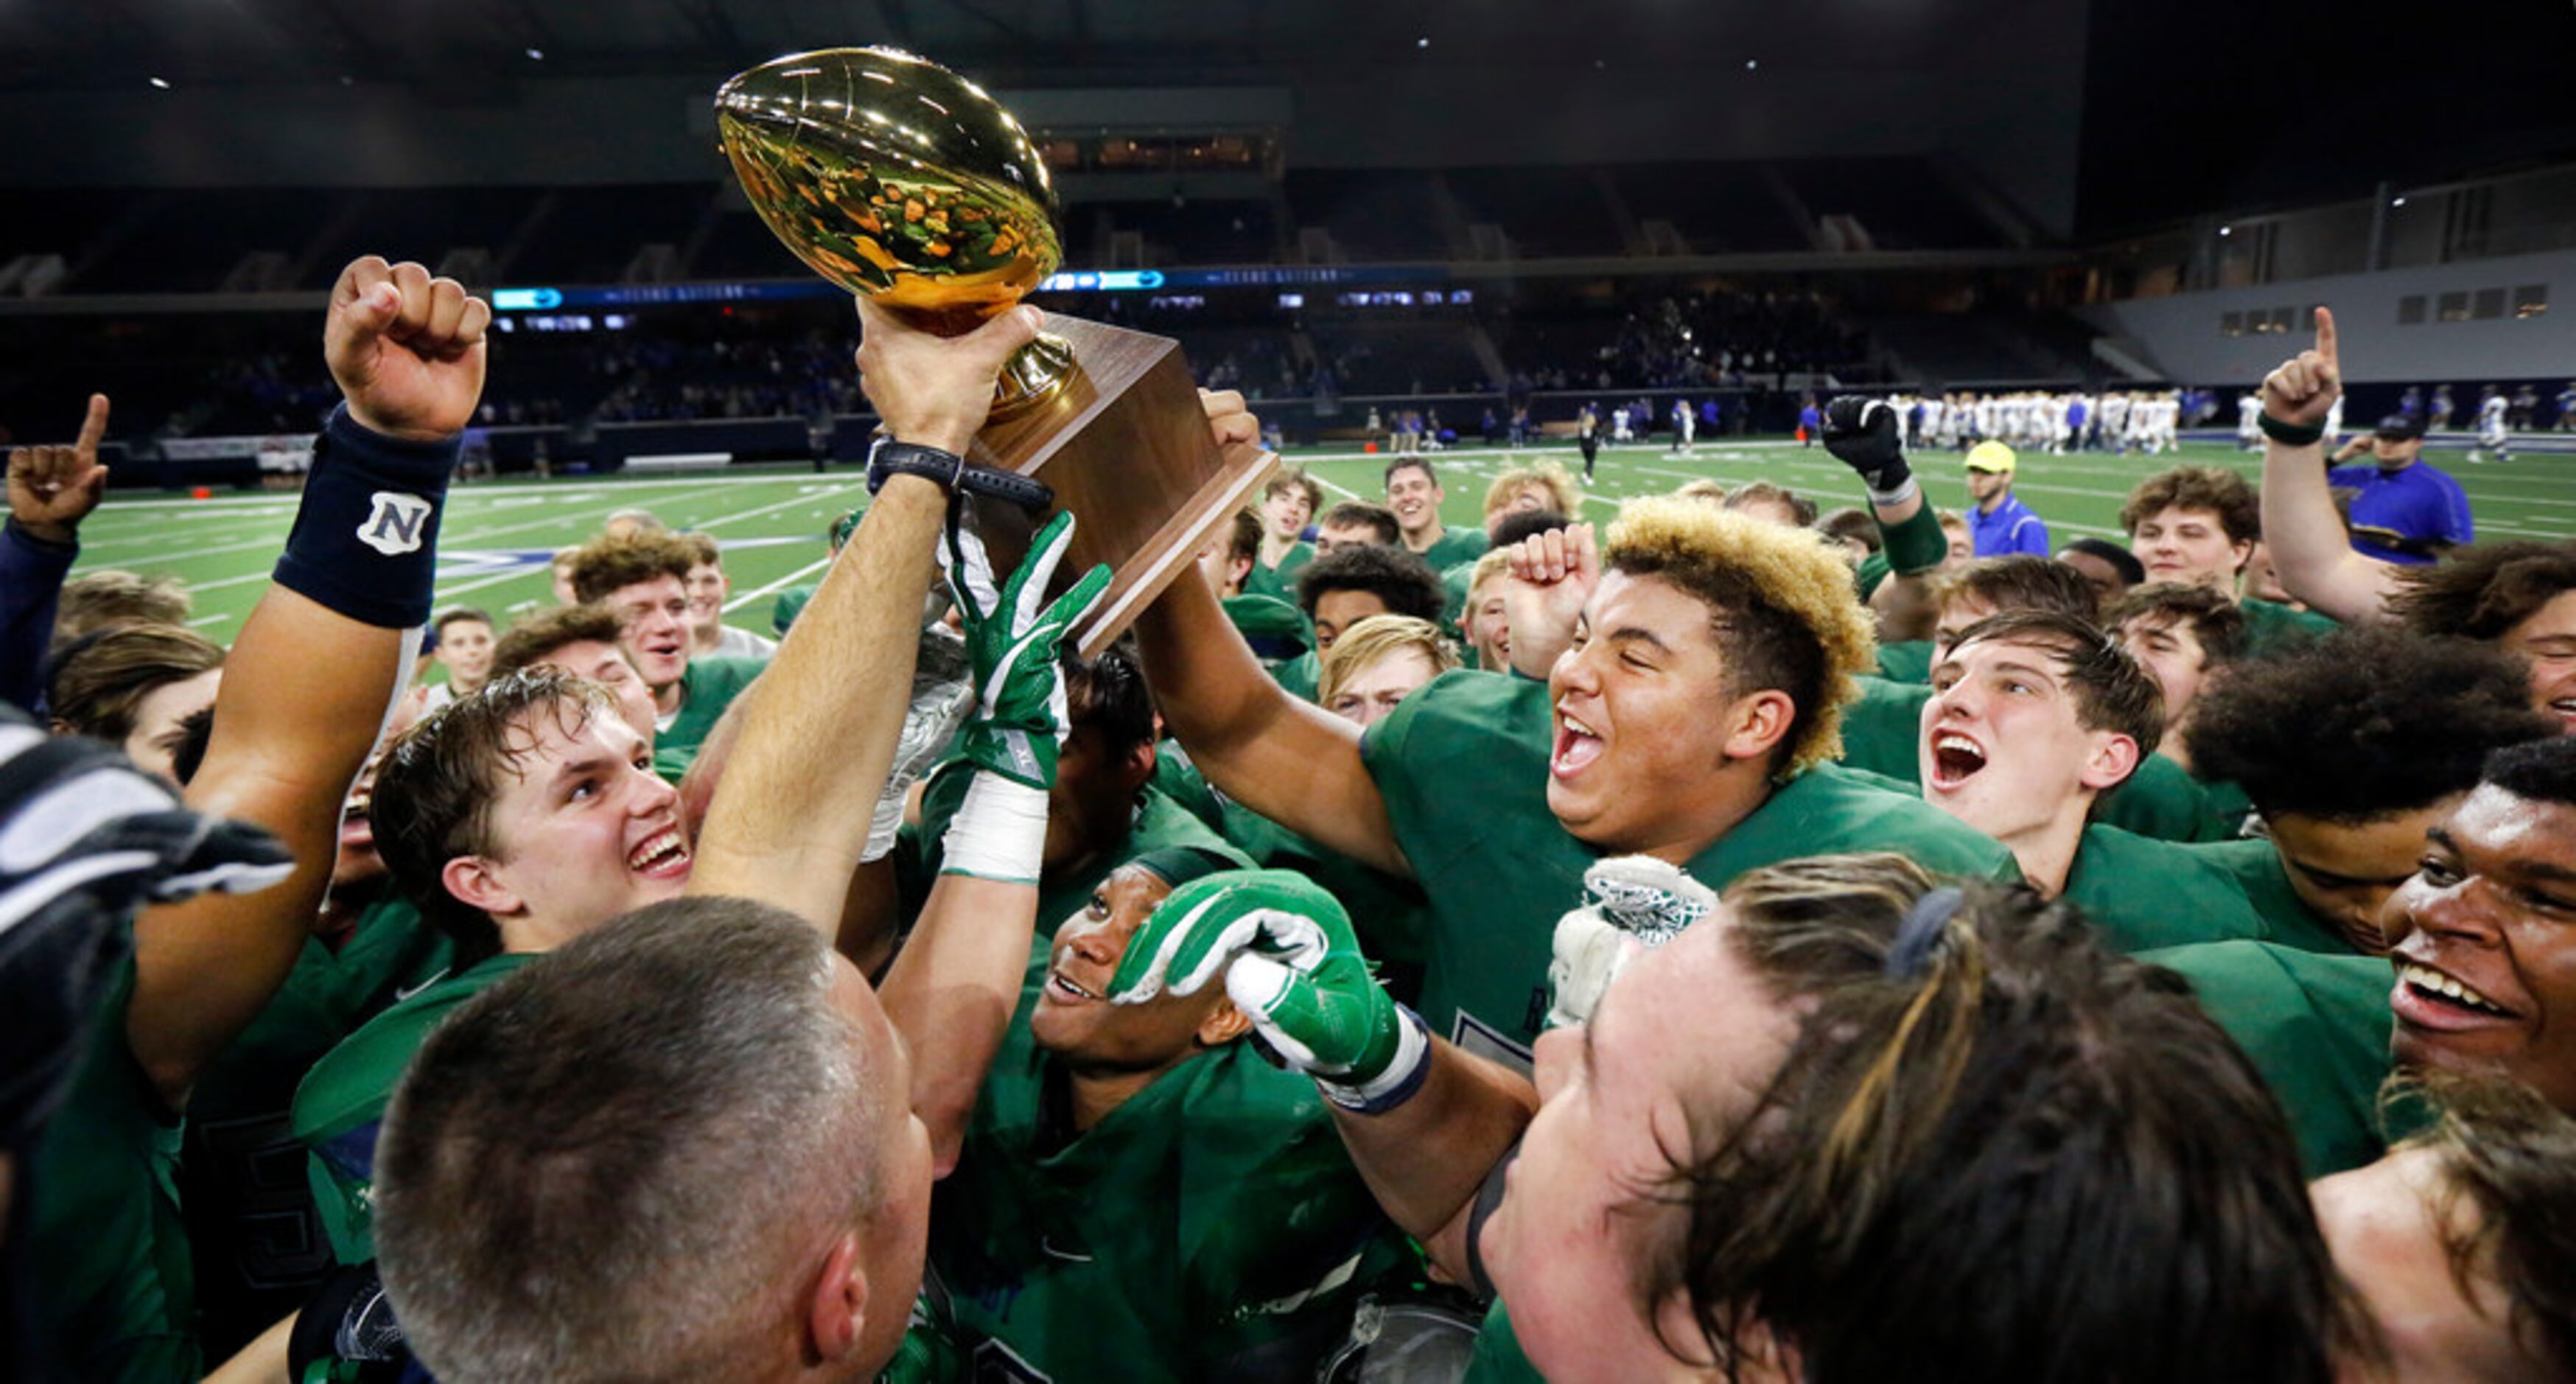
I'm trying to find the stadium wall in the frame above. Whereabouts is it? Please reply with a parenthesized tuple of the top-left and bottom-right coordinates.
(2083, 248, 2576, 387)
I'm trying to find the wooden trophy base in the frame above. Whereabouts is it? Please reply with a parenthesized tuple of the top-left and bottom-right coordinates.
(963, 312, 1278, 657)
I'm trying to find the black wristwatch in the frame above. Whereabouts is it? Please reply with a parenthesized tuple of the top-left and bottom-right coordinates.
(866, 436, 1056, 511)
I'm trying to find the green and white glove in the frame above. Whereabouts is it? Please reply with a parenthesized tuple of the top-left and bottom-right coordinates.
(934, 509, 1111, 884)
(1107, 868, 1429, 1114)
(1546, 853, 1715, 1029)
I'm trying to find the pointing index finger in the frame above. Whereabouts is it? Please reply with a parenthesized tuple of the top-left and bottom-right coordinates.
(2313, 307, 2337, 366)
(76, 394, 110, 455)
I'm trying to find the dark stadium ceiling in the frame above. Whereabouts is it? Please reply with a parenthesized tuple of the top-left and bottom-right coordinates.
(0, 0, 1975, 92)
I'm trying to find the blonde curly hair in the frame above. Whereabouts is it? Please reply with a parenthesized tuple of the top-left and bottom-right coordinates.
(1602, 497, 1877, 774)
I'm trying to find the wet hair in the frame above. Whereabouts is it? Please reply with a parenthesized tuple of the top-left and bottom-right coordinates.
(1815, 507, 1882, 556)
(1721, 481, 1819, 528)
(1651, 853, 2356, 1383)
(378, 897, 881, 1384)
(46, 624, 224, 744)
(2482, 735, 2576, 811)
(1488, 508, 1572, 550)
(568, 531, 698, 604)
(1483, 460, 1583, 523)
(1262, 466, 1324, 514)
(433, 607, 493, 637)
(1297, 545, 1448, 624)
(2392, 1072, 2576, 1376)
(1602, 497, 1875, 775)
(370, 668, 625, 963)
(1316, 615, 1460, 710)
(2107, 582, 2250, 667)
(2119, 466, 2261, 546)
(1317, 502, 1401, 546)
(2059, 537, 2147, 587)
(1930, 556, 2101, 623)
(52, 569, 192, 646)
(1382, 455, 1441, 490)
(491, 604, 631, 679)
(2390, 541, 2576, 642)
(1946, 609, 2166, 763)
(1062, 641, 1156, 757)
(2185, 626, 2554, 825)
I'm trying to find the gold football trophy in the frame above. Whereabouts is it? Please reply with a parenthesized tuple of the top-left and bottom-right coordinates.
(715, 46, 1275, 654)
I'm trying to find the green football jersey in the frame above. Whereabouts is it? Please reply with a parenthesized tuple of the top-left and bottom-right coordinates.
(2141, 940, 2395, 1177)
(772, 583, 817, 636)
(1415, 525, 1490, 572)
(651, 654, 765, 781)
(930, 962, 1413, 1383)
(1440, 560, 1476, 640)
(2188, 837, 2369, 956)
(26, 962, 198, 1384)
(2060, 824, 2275, 952)
(2239, 597, 2338, 656)
(910, 761, 1250, 939)
(1835, 674, 2239, 844)
(291, 951, 536, 1265)
(1242, 542, 1314, 604)
(1361, 672, 2018, 1067)
(1873, 639, 1934, 684)
(183, 895, 452, 1355)
(1462, 1301, 1548, 1384)
(1271, 649, 1320, 704)
(1222, 592, 1312, 668)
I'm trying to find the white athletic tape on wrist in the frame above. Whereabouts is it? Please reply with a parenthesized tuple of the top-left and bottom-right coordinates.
(938, 772, 1049, 884)
(1318, 1004, 1432, 1114)
(1865, 475, 1920, 508)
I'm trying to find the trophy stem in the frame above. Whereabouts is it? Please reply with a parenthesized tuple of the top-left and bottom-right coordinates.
(992, 332, 1078, 415)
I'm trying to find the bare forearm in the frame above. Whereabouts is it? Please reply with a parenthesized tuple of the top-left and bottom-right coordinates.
(1330, 1039, 1537, 1281)
(132, 587, 405, 1107)
(1135, 572, 1408, 876)
(881, 870, 1038, 1175)
(2260, 437, 2395, 623)
(690, 477, 945, 929)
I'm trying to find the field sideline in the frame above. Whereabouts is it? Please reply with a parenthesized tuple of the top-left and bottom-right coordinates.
(66, 436, 2572, 659)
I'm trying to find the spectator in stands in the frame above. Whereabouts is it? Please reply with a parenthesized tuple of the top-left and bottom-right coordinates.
(1317, 614, 1460, 730)
(569, 531, 765, 778)
(489, 603, 661, 746)
(2326, 415, 2474, 565)
(1964, 441, 2050, 556)
(2107, 583, 2248, 772)
(2057, 537, 2146, 606)
(1481, 461, 1582, 539)
(1246, 468, 1323, 603)
(2310, 1073, 2576, 1384)
(679, 533, 780, 662)
(4, 392, 110, 710)
(1312, 500, 1400, 554)
(424, 607, 495, 710)
(1384, 458, 1487, 570)
(46, 624, 225, 785)
(50, 570, 192, 648)
(2185, 626, 2554, 954)
(1296, 545, 1448, 654)
(1720, 480, 1817, 529)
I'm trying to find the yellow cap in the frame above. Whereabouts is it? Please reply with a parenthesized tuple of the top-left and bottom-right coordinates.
(1964, 441, 2017, 474)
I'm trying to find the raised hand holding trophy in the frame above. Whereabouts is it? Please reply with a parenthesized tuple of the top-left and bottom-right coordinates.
(716, 46, 1276, 654)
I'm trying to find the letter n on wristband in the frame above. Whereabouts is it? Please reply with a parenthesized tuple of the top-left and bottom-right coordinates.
(270, 404, 458, 629)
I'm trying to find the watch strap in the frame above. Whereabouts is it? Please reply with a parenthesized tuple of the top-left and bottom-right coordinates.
(867, 436, 1056, 511)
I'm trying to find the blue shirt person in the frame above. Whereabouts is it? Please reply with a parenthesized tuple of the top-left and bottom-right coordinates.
(1964, 441, 2051, 556)
(2329, 415, 2472, 566)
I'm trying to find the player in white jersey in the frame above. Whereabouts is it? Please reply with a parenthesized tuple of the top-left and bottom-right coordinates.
(1670, 397, 1695, 454)
(2237, 391, 2263, 450)
(1922, 395, 1950, 449)
(2099, 391, 2132, 452)
(2473, 386, 2513, 462)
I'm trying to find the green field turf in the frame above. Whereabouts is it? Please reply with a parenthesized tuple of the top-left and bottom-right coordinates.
(66, 436, 2574, 658)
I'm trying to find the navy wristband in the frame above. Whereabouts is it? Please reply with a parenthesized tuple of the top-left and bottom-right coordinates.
(270, 404, 458, 629)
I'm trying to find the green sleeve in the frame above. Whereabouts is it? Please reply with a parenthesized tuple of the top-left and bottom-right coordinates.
(771, 584, 815, 636)
(1463, 1302, 1551, 1384)
(1855, 550, 1892, 602)
(2188, 839, 2365, 955)
(1879, 500, 1948, 576)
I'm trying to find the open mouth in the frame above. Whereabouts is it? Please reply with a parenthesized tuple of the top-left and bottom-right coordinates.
(1044, 968, 1102, 1004)
(1552, 710, 1603, 777)
(2548, 696, 2576, 726)
(2395, 961, 2518, 1021)
(627, 828, 693, 878)
(1927, 732, 1988, 789)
